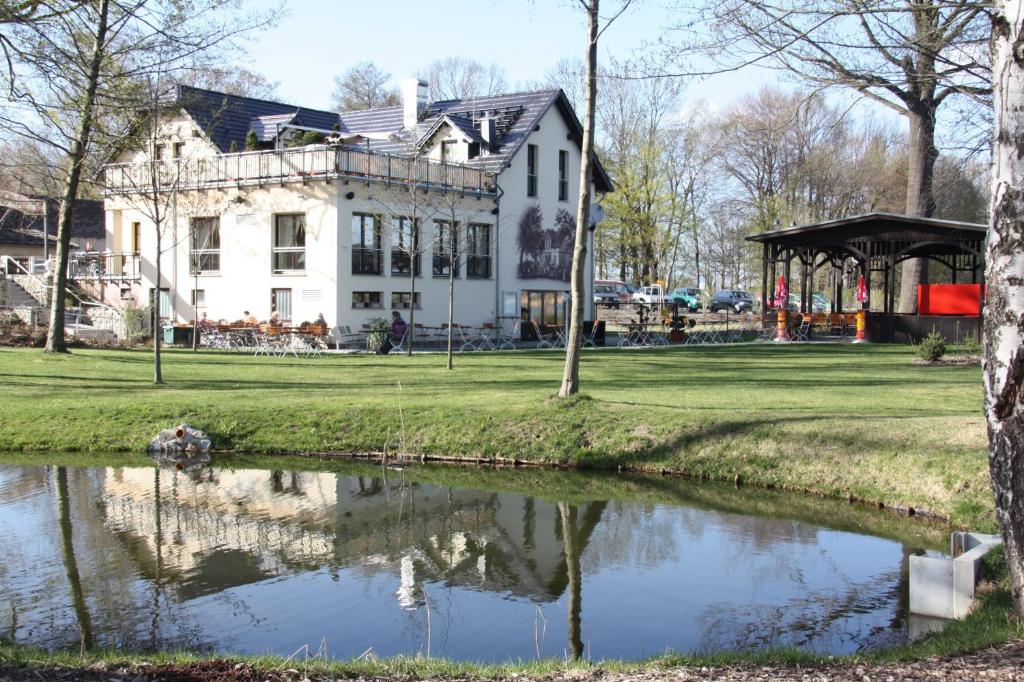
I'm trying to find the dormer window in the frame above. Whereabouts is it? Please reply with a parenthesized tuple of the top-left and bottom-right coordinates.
(441, 140, 457, 163)
(468, 142, 480, 159)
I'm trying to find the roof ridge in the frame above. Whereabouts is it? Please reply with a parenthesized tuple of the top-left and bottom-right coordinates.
(177, 83, 338, 118)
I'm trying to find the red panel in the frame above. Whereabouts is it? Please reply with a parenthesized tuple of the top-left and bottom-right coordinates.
(917, 284, 983, 316)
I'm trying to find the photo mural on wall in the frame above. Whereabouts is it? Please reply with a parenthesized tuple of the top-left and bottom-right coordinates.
(517, 205, 576, 281)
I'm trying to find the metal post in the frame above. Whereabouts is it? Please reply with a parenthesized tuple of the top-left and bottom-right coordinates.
(761, 243, 768, 315)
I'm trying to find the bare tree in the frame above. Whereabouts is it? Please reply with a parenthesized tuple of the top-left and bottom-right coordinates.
(332, 61, 399, 111)
(1, 0, 271, 353)
(669, 0, 990, 312)
(179, 65, 279, 99)
(423, 57, 508, 101)
(560, 0, 635, 398)
(984, 0, 1024, 617)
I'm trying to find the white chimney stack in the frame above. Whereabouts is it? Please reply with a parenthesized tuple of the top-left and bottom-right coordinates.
(402, 78, 428, 129)
(479, 115, 496, 147)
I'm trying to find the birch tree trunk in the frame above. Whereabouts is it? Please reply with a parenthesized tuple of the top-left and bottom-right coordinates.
(559, 0, 598, 398)
(985, 0, 1024, 616)
(44, 0, 111, 353)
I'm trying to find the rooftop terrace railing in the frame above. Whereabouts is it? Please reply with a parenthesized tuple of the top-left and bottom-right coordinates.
(103, 145, 498, 197)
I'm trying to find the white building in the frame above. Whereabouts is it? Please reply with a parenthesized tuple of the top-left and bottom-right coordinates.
(100, 81, 612, 334)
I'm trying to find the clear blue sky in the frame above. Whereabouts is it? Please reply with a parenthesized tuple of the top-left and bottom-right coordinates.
(244, 0, 779, 112)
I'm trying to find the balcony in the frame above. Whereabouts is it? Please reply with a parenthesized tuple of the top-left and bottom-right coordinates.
(68, 252, 141, 282)
(104, 146, 498, 197)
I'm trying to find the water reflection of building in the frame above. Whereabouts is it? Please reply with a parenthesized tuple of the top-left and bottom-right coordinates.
(99, 467, 606, 609)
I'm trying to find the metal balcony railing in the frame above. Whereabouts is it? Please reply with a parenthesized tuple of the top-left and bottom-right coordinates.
(103, 146, 498, 197)
(68, 252, 141, 282)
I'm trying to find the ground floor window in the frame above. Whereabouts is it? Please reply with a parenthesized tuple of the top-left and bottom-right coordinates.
(521, 290, 566, 326)
(353, 291, 383, 308)
(271, 288, 292, 321)
(190, 289, 205, 307)
(391, 291, 422, 310)
(149, 287, 172, 317)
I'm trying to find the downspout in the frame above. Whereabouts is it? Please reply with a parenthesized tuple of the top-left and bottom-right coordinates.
(493, 177, 503, 327)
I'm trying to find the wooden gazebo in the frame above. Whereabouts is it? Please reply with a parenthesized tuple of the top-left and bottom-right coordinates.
(747, 213, 987, 343)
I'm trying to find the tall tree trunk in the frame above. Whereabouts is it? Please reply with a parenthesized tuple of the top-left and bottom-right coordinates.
(45, 0, 111, 353)
(986, 0, 1024, 617)
(56, 467, 94, 649)
(896, 101, 938, 313)
(558, 0, 598, 398)
(446, 220, 455, 370)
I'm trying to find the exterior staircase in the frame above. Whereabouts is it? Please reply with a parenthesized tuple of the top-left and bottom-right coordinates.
(1, 277, 45, 309)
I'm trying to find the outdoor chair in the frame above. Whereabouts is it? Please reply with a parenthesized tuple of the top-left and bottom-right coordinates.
(496, 320, 518, 351)
(531, 320, 555, 349)
(390, 329, 408, 353)
(477, 323, 498, 351)
(455, 324, 478, 352)
(582, 322, 599, 348)
(792, 316, 812, 342)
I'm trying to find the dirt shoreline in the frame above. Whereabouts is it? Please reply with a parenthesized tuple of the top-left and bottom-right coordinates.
(3, 642, 1023, 681)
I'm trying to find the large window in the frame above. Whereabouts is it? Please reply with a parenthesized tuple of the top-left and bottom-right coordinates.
(521, 290, 567, 326)
(391, 291, 422, 309)
(190, 216, 220, 274)
(271, 288, 292, 321)
(466, 223, 491, 279)
(273, 214, 306, 273)
(352, 291, 383, 309)
(558, 150, 568, 201)
(433, 220, 458, 278)
(527, 144, 538, 197)
(352, 213, 382, 275)
(391, 216, 420, 276)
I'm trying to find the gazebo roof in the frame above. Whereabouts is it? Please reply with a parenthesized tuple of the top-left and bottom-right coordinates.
(747, 213, 986, 250)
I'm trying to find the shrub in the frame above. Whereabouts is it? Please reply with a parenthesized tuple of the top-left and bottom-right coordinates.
(918, 329, 947, 362)
(962, 332, 982, 356)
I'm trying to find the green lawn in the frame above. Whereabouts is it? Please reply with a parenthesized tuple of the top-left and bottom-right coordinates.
(0, 343, 991, 526)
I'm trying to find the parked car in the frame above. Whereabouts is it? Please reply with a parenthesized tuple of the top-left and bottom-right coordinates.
(594, 279, 631, 305)
(593, 283, 622, 308)
(670, 287, 703, 312)
(708, 289, 755, 313)
(631, 285, 669, 305)
(787, 293, 828, 313)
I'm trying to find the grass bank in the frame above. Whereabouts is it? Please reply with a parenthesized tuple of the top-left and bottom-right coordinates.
(0, 343, 991, 526)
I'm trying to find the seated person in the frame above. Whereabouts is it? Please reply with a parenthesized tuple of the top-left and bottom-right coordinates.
(269, 306, 282, 327)
(198, 312, 215, 328)
(314, 312, 327, 328)
(243, 310, 258, 326)
(391, 310, 408, 346)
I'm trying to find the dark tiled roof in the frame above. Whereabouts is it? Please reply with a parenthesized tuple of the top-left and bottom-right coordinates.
(176, 85, 339, 152)
(175, 85, 613, 192)
(0, 198, 104, 247)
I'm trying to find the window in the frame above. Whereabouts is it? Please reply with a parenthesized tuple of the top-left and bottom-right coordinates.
(391, 291, 422, 309)
(352, 291, 383, 308)
(521, 290, 567, 326)
(391, 216, 420, 276)
(558, 150, 568, 201)
(271, 288, 292, 321)
(190, 289, 205, 307)
(173, 142, 185, 159)
(154, 143, 167, 160)
(441, 140, 457, 163)
(131, 222, 141, 254)
(273, 214, 305, 272)
(149, 287, 172, 318)
(466, 223, 491, 279)
(352, 213, 382, 275)
(190, 217, 220, 274)
(527, 144, 538, 197)
(433, 220, 458, 278)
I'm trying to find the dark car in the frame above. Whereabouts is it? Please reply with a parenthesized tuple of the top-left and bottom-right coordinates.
(708, 289, 755, 313)
(593, 283, 622, 308)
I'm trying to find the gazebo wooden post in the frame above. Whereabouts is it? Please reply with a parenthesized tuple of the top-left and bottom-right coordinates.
(888, 246, 897, 318)
(882, 247, 891, 314)
(800, 251, 808, 313)
(836, 259, 844, 312)
(761, 243, 769, 317)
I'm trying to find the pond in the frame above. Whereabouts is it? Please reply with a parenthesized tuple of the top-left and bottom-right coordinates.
(0, 459, 948, 662)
